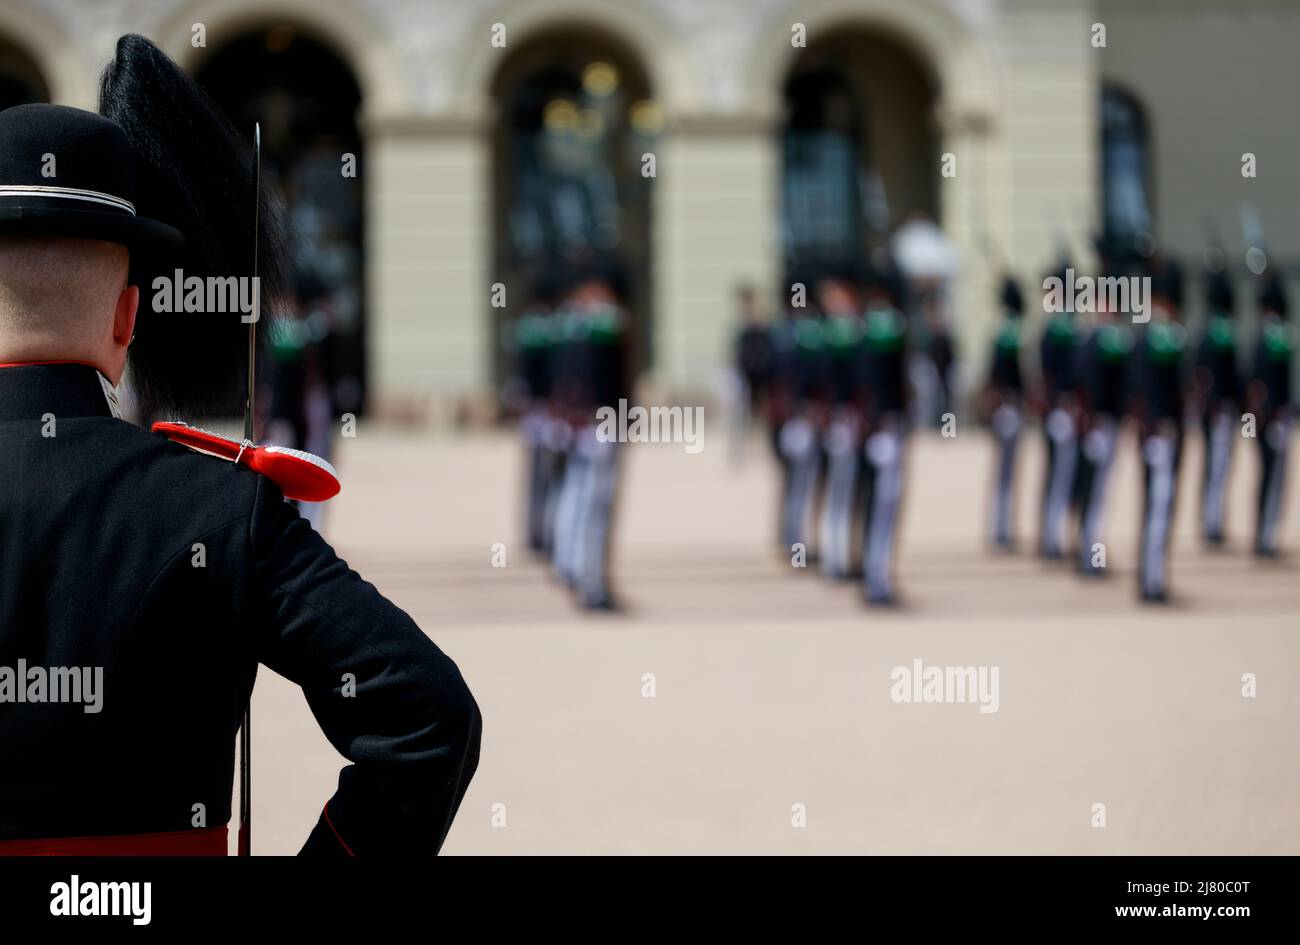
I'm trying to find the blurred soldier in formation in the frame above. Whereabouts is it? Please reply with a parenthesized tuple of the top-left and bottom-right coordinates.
(1072, 277, 1134, 577)
(1191, 265, 1242, 547)
(1248, 275, 1294, 557)
(264, 269, 336, 531)
(765, 285, 800, 550)
(816, 266, 867, 580)
(913, 288, 958, 429)
(1036, 264, 1082, 560)
(1129, 262, 1187, 602)
(505, 269, 565, 554)
(729, 284, 773, 462)
(892, 212, 958, 431)
(858, 265, 909, 605)
(982, 275, 1026, 550)
(549, 258, 630, 610)
(768, 259, 909, 605)
(775, 271, 828, 559)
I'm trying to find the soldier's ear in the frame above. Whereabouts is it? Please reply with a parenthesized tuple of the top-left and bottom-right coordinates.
(113, 284, 140, 347)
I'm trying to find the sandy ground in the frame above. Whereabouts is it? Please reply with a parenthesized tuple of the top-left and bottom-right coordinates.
(243, 422, 1300, 855)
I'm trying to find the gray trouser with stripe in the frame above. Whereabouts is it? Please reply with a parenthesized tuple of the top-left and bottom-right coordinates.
(1040, 407, 1078, 557)
(522, 408, 554, 550)
(1257, 417, 1291, 554)
(991, 403, 1021, 545)
(1139, 430, 1180, 597)
(553, 425, 619, 599)
(539, 416, 571, 554)
(552, 425, 585, 584)
(862, 420, 904, 599)
(1078, 417, 1119, 574)
(1200, 409, 1235, 541)
(575, 433, 619, 603)
(819, 415, 861, 578)
(779, 417, 822, 555)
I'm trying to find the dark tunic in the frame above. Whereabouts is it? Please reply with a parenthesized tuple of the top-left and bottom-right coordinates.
(1196, 313, 1241, 412)
(1039, 313, 1080, 403)
(862, 306, 907, 420)
(736, 324, 773, 393)
(0, 363, 480, 854)
(1129, 322, 1188, 430)
(988, 316, 1023, 395)
(821, 315, 866, 407)
(1077, 322, 1134, 419)
(1251, 316, 1295, 422)
(514, 308, 557, 401)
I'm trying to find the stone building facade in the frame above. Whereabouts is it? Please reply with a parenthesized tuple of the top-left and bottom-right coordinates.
(2, 0, 1296, 420)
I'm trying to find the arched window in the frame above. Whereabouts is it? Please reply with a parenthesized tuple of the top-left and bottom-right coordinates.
(780, 30, 938, 276)
(1100, 87, 1152, 261)
(195, 25, 367, 415)
(782, 66, 867, 267)
(491, 28, 658, 381)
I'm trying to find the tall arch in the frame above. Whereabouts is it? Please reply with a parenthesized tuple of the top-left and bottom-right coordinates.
(452, 0, 693, 117)
(744, 0, 997, 123)
(488, 22, 660, 383)
(747, 0, 1005, 384)
(154, 0, 404, 119)
(780, 27, 941, 271)
(192, 24, 370, 417)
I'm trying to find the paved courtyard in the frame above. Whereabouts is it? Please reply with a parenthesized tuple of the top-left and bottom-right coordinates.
(246, 424, 1300, 854)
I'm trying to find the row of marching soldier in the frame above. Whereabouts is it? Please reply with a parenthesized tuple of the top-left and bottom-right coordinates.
(730, 249, 1292, 606)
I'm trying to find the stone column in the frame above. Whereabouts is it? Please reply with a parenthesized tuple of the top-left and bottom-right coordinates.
(936, 105, 1002, 387)
(651, 113, 779, 399)
(363, 114, 491, 424)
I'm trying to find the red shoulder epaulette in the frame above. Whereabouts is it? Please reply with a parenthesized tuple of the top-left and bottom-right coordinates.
(152, 421, 340, 502)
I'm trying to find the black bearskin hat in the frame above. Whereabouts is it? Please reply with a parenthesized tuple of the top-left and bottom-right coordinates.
(1000, 275, 1024, 316)
(530, 264, 568, 309)
(1259, 275, 1289, 317)
(1148, 259, 1184, 309)
(99, 34, 289, 417)
(563, 251, 630, 303)
(863, 255, 905, 308)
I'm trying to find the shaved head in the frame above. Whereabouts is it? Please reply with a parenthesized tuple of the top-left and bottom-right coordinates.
(0, 236, 139, 382)
(0, 236, 128, 328)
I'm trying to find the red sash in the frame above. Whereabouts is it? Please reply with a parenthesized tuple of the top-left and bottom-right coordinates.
(0, 826, 228, 856)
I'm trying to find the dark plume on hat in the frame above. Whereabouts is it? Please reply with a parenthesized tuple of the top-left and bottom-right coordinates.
(564, 251, 630, 303)
(1000, 275, 1024, 316)
(1204, 268, 1235, 314)
(99, 34, 289, 417)
(1147, 258, 1184, 309)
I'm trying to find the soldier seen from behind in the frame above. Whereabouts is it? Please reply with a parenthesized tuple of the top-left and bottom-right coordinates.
(859, 264, 909, 605)
(1129, 260, 1188, 602)
(815, 265, 867, 580)
(1073, 275, 1134, 577)
(730, 283, 773, 461)
(505, 268, 565, 555)
(1036, 262, 1083, 560)
(983, 275, 1026, 550)
(0, 36, 480, 855)
(776, 270, 829, 561)
(1247, 275, 1295, 558)
(549, 257, 631, 610)
(1192, 264, 1242, 547)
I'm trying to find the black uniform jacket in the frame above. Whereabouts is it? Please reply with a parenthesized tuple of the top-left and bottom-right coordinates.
(0, 363, 480, 855)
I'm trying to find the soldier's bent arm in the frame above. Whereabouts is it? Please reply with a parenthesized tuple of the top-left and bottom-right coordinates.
(248, 477, 482, 856)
